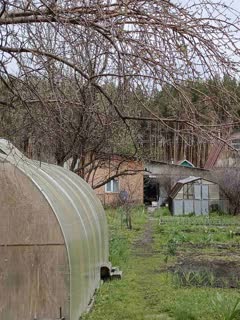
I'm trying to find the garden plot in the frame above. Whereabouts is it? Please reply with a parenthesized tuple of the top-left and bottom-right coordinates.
(170, 256, 240, 288)
(83, 209, 240, 320)
(156, 214, 240, 289)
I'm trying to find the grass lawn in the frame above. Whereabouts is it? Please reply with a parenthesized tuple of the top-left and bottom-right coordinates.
(82, 208, 240, 320)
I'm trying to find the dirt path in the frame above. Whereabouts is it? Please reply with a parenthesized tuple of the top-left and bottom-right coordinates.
(132, 218, 154, 256)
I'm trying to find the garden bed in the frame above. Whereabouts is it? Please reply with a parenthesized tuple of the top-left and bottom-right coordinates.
(169, 257, 240, 288)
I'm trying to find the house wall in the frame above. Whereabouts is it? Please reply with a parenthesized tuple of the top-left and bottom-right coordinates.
(145, 161, 212, 180)
(91, 159, 144, 206)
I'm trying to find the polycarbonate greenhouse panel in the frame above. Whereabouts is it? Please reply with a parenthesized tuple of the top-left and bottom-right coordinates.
(194, 185, 201, 200)
(194, 200, 202, 215)
(202, 200, 209, 214)
(173, 200, 183, 215)
(0, 139, 109, 320)
(184, 200, 194, 214)
(202, 185, 209, 200)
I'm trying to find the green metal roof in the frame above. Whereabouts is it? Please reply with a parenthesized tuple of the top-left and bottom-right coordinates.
(0, 139, 109, 320)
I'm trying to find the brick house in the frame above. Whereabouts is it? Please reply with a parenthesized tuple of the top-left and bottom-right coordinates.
(89, 156, 144, 206)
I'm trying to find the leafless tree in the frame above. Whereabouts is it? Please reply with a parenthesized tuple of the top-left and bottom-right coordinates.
(1, 1, 240, 118)
(215, 168, 240, 214)
(0, 0, 240, 184)
(118, 172, 144, 230)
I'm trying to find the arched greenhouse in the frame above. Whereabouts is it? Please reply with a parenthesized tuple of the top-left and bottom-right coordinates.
(0, 139, 109, 320)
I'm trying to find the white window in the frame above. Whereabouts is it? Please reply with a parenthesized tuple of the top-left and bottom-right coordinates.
(105, 179, 119, 193)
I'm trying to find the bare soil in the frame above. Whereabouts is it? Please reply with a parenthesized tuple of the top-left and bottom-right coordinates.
(133, 219, 154, 256)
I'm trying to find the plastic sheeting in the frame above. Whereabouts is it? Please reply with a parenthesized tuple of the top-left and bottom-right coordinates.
(0, 139, 109, 320)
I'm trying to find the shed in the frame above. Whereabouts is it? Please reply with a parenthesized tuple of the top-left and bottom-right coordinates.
(169, 176, 228, 215)
(0, 139, 109, 320)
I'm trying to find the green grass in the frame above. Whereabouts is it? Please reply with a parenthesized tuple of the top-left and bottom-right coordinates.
(82, 209, 240, 320)
(154, 207, 171, 217)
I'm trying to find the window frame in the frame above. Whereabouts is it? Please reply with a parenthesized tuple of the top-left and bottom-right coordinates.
(183, 183, 194, 200)
(105, 179, 120, 193)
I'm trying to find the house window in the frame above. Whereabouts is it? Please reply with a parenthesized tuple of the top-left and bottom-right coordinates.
(105, 179, 119, 193)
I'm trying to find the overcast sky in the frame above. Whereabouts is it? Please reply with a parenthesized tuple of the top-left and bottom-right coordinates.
(232, 0, 240, 10)
(6, 0, 240, 75)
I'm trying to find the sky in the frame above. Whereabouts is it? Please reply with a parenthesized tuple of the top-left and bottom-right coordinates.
(232, 0, 240, 11)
